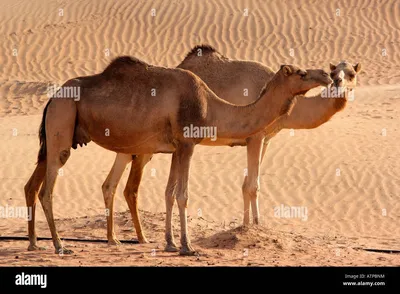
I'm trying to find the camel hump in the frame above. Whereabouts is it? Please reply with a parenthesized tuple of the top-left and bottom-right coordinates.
(102, 56, 149, 77)
(109, 56, 147, 66)
(184, 44, 221, 59)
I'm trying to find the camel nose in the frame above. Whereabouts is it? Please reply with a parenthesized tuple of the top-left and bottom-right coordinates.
(334, 78, 342, 87)
(336, 70, 345, 84)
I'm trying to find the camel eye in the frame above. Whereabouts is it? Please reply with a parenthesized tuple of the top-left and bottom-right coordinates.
(349, 74, 355, 80)
(298, 71, 307, 77)
(330, 72, 335, 78)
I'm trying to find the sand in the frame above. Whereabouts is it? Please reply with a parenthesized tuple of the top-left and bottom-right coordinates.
(0, 0, 399, 266)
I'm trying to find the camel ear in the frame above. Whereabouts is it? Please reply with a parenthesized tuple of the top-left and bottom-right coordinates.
(281, 65, 292, 76)
(329, 63, 336, 71)
(354, 63, 361, 73)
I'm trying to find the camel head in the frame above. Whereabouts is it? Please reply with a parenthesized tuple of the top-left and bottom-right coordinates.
(278, 65, 332, 96)
(329, 61, 361, 90)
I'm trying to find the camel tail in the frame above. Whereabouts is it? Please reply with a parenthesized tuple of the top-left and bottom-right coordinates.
(37, 100, 52, 164)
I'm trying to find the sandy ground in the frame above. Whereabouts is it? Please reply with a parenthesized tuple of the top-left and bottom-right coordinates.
(0, 0, 399, 266)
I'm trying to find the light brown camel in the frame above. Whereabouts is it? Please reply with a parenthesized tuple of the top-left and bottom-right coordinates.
(24, 55, 331, 255)
(103, 46, 360, 246)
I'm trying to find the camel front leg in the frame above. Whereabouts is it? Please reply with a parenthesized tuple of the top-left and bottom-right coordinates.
(102, 153, 132, 245)
(175, 143, 196, 256)
(164, 152, 179, 252)
(24, 161, 46, 251)
(252, 138, 271, 225)
(242, 135, 264, 225)
(242, 174, 251, 226)
(123, 154, 152, 244)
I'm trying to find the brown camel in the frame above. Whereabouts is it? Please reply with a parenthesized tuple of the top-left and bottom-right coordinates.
(103, 46, 360, 245)
(24, 55, 331, 255)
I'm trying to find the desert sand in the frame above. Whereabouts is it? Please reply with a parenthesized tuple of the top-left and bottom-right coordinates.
(0, 0, 399, 266)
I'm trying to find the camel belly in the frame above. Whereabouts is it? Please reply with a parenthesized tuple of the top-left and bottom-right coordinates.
(94, 139, 176, 154)
(74, 113, 176, 154)
(88, 129, 176, 154)
(199, 137, 247, 147)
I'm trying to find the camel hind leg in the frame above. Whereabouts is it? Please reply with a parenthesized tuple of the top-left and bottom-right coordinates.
(38, 99, 76, 254)
(173, 143, 196, 255)
(24, 161, 46, 251)
(123, 154, 152, 244)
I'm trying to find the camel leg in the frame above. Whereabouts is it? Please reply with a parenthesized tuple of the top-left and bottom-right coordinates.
(242, 174, 251, 226)
(242, 136, 265, 225)
(252, 138, 271, 225)
(24, 161, 46, 251)
(38, 99, 76, 254)
(175, 143, 196, 256)
(102, 153, 132, 245)
(123, 154, 152, 244)
(164, 152, 179, 252)
(261, 139, 271, 162)
(39, 161, 69, 254)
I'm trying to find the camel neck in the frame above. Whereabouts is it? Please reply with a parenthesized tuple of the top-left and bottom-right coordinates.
(207, 74, 292, 139)
(281, 87, 347, 130)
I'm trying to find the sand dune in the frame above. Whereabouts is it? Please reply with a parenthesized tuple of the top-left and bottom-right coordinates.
(0, 0, 399, 266)
(1, 0, 399, 86)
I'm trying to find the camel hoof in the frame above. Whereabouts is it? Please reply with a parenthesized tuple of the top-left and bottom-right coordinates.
(179, 249, 198, 256)
(56, 247, 74, 255)
(179, 245, 197, 256)
(28, 245, 46, 251)
(165, 243, 179, 252)
(138, 237, 150, 244)
(108, 238, 121, 245)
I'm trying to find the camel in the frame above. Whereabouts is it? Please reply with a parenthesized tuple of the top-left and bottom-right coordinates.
(102, 46, 360, 246)
(24, 55, 331, 255)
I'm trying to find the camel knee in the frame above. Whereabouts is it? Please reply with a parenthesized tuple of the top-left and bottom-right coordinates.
(123, 187, 138, 201)
(102, 182, 117, 199)
(38, 189, 51, 205)
(165, 181, 177, 198)
(124, 181, 139, 197)
(165, 186, 174, 197)
(242, 181, 260, 199)
(165, 187, 177, 205)
(59, 149, 70, 165)
(176, 196, 188, 208)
